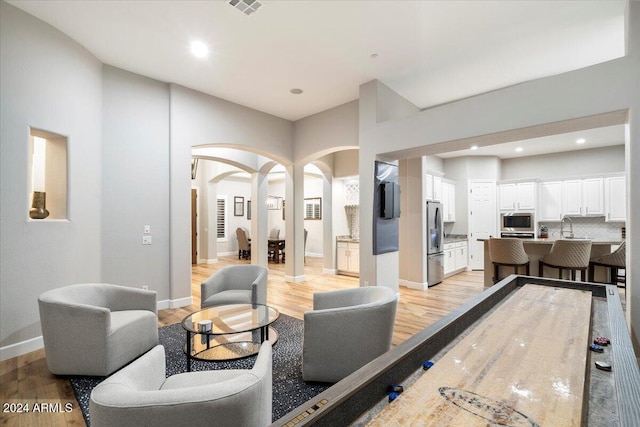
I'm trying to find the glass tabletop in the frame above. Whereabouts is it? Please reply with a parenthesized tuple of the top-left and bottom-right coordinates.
(181, 303, 279, 334)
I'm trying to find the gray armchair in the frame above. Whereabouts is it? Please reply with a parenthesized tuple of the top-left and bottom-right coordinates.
(38, 283, 158, 376)
(302, 286, 397, 383)
(90, 342, 272, 427)
(201, 265, 268, 309)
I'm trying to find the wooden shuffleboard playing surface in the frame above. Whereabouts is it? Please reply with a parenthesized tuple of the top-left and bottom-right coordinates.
(368, 285, 593, 426)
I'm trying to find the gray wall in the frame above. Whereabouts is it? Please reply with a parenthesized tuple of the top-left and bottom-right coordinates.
(333, 149, 359, 178)
(101, 66, 171, 299)
(501, 145, 625, 180)
(293, 100, 359, 163)
(1, 2, 103, 349)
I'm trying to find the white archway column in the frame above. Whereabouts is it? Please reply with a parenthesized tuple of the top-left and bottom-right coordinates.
(285, 163, 305, 282)
(251, 172, 269, 267)
(322, 172, 335, 273)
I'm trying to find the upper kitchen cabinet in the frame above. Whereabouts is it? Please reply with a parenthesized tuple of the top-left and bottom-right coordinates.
(498, 182, 536, 211)
(538, 181, 563, 221)
(425, 172, 443, 202)
(442, 180, 456, 222)
(563, 178, 604, 216)
(605, 175, 626, 222)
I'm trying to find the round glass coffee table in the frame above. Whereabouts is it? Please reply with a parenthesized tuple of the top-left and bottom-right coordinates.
(181, 303, 279, 371)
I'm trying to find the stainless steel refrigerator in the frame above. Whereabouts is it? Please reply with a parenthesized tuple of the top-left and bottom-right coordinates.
(427, 201, 444, 287)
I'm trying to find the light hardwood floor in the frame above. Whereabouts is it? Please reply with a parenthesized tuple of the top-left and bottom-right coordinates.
(0, 256, 485, 427)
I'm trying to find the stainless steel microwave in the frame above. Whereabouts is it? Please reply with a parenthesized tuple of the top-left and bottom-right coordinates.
(500, 212, 534, 232)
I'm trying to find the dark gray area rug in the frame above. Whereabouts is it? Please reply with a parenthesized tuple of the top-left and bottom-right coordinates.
(70, 314, 331, 426)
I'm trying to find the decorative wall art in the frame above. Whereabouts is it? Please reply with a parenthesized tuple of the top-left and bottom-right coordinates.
(234, 196, 244, 216)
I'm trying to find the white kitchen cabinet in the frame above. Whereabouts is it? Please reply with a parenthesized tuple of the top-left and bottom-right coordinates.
(444, 241, 467, 276)
(538, 181, 563, 221)
(563, 178, 604, 216)
(454, 241, 468, 271)
(605, 176, 626, 222)
(442, 181, 456, 222)
(444, 244, 456, 275)
(337, 241, 359, 275)
(498, 182, 536, 211)
(426, 173, 444, 202)
(582, 178, 604, 215)
(433, 176, 442, 202)
(425, 174, 434, 201)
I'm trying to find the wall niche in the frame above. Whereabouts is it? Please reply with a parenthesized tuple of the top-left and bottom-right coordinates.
(29, 128, 67, 220)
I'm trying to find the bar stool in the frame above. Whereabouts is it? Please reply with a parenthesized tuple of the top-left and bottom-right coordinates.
(589, 241, 626, 288)
(488, 238, 530, 284)
(539, 239, 592, 282)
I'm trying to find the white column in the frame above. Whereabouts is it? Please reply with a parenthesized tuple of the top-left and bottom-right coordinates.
(322, 172, 335, 273)
(285, 163, 305, 282)
(251, 172, 269, 267)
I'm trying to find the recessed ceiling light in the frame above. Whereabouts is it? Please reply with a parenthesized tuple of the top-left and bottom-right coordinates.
(290, 88, 303, 95)
(190, 40, 209, 58)
(515, 147, 524, 152)
(576, 138, 586, 144)
(470, 145, 478, 150)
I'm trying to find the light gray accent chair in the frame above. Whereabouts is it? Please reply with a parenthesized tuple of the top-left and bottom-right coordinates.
(38, 283, 158, 376)
(302, 286, 398, 383)
(90, 342, 272, 427)
(201, 265, 268, 309)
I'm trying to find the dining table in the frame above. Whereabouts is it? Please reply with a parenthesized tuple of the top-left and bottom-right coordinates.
(268, 238, 285, 263)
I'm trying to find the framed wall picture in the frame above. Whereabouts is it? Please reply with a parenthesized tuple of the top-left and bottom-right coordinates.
(247, 200, 251, 220)
(304, 197, 322, 220)
(266, 196, 282, 210)
(282, 200, 285, 220)
(234, 196, 244, 216)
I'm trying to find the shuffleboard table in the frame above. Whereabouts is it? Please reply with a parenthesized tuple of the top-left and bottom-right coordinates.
(273, 275, 640, 427)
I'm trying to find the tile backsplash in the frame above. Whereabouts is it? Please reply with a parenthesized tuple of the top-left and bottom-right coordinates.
(345, 205, 360, 239)
(540, 216, 625, 241)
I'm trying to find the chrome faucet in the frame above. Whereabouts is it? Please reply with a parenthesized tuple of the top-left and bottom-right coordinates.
(560, 216, 574, 238)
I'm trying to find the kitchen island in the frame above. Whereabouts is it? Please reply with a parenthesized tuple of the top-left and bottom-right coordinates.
(480, 238, 622, 286)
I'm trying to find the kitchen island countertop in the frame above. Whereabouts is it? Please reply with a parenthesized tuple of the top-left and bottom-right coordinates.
(478, 237, 622, 245)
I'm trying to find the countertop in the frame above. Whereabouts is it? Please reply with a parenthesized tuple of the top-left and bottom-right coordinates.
(478, 237, 622, 245)
(444, 234, 467, 244)
(336, 235, 359, 243)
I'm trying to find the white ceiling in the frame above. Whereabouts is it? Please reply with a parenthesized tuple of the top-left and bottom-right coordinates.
(10, 0, 627, 158)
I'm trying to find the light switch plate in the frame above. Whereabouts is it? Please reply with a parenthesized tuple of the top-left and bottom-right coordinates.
(142, 235, 152, 245)
(144, 225, 151, 234)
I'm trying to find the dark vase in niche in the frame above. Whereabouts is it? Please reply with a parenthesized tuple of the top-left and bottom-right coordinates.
(29, 191, 50, 219)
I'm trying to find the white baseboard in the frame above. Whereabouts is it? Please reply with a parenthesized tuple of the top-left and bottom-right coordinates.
(306, 252, 323, 258)
(169, 296, 193, 309)
(198, 258, 217, 264)
(0, 336, 44, 362)
(284, 274, 306, 283)
(399, 279, 428, 291)
(323, 268, 337, 275)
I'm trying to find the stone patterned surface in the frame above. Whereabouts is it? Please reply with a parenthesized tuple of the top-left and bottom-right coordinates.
(70, 314, 328, 425)
(345, 205, 360, 240)
(344, 182, 359, 206)
(540, 216, 625, 241)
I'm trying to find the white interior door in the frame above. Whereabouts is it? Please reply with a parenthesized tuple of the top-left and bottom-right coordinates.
(468, 180, 497, 270)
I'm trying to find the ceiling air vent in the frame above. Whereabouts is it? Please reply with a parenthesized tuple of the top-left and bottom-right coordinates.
(228, 0, 262, 16)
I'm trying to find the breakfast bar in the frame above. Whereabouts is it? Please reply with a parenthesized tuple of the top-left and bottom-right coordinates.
(480, 238, 621, 286)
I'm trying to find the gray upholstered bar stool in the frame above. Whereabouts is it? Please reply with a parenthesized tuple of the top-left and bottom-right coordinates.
(539, 239, 592, 281)
(488, 238, 530, 284)
(589, 241, 626, 287)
